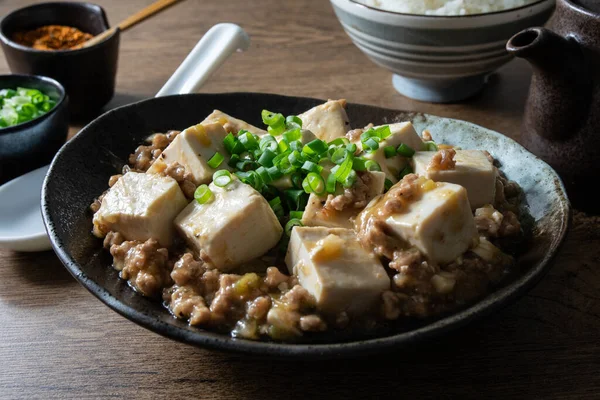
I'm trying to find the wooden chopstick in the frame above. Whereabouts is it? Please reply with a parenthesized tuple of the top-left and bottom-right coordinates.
(79, 0, 182, 49)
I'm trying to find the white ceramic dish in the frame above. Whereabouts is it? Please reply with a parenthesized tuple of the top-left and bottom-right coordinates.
(0, 164, 51, 252)
(329, 0, 555, 102)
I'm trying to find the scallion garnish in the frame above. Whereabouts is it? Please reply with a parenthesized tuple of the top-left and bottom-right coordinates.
(399, 165, 413, 179)
(328, 137, 349, 147)
(384, 146, 397, 159)
(286, 115, 303, 129)
(303, 139, 328, 155)
(397, 143, 416, 157)
(301, 160, 322, 174)
(326, 172, 337, 194)
(194, 184, 213, 204)
(284, 189, 308, 211)
(238, 130, 259, 150)
(364, 160, 381, 171)
(213, 170, 233, 187)
(363, 137, 379, 151)
(262, 110, 285, 128)
(282, 128, 302, 143)
(285, 218, 303, 236)
(258, 149, 277, 167)
(207, 152, 225, 169)
(0, 86, 57, 128)
(384, 178, 393, 191)
(424, 141, 438, 151)
(290, 211, 304, 219)
(269, 196, 285, 219)
(302, 172, 325, 195)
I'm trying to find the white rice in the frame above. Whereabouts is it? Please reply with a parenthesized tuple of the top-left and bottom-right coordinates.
(355, 0, 540, 15)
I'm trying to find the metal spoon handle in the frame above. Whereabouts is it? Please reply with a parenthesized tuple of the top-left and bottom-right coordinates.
(155, 23, 250, 97)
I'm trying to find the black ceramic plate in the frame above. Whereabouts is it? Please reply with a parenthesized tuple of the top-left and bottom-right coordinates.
(41, 93, 570, 358)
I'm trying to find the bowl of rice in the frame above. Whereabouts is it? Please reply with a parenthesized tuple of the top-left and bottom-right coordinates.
(329, 0, 555, 102)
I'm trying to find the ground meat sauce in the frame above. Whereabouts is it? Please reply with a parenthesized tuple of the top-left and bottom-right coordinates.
(90, 127, 530, 342)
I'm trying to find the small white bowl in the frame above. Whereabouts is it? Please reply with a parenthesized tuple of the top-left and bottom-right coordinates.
(330, 0, 555, 102)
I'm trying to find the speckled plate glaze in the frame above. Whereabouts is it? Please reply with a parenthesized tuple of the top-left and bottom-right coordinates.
(41, 93, 571, 359)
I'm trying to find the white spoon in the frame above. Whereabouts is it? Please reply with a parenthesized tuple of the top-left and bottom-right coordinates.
(0, 23, 250, 252)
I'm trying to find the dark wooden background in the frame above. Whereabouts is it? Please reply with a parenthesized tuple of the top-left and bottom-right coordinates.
(1, 0, 599, 398)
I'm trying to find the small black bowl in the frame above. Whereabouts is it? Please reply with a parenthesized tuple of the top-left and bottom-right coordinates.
(0, 2, 119, 119)
(0, 74, 68, 184)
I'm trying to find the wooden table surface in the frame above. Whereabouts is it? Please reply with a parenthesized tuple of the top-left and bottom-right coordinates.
(1, 0, 599, 399)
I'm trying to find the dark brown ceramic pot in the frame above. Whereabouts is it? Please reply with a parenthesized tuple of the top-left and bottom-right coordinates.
(0, 2, 120, 120)
(507, 0, 600, 214)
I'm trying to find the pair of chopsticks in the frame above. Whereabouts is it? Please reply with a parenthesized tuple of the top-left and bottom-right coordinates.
(80, 0, 182, 49)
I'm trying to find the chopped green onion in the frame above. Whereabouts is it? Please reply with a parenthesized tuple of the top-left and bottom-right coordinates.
(278, 140, 289, 153)
(286, 115, 302, 129)
(342, 170, 357, 188)
(228, 154, 241, 168)
(352, 157, 367, 171)
(384, 146, 397, 159)
(236, 159, 258, 171)
(399, 165, 413, 179)
(285, 218, 303, 236)
(288, 150, 304, 167)
(328, 137, 349, 147)
(303, 139, 328, 155)
(301, 160, 322, 174)
(238, 130, 259, 150)
(258, 149, 277, 167)
(291, 172, 303, 189)
(256, 166, 272, 184)
(194, 185, 213, 204)
(267, 165, 283, 180)
(330, 147, 349, 165)
(207, 152, 225, 169)
(290, 211, 304, 219)
(365, 160, 381, 171)
(326, 172, 337, 193)
(424, 141, 438, 151)
(363, 138, 379, 151)
(223, 133, 236, 154)
(268, 124, 285, 136)
(213, 170, 232, 187)
(0, 89, 16, 98)
(262, 110, 285, 127)
(289, 140, 303, 152)
(259, 135, 278, 152)
(334, 156, 353, 183)
(346, 143, 357, 154)
(397, 143, 416, 157)
(375, 125, 392, 139)
(284, 189, 308, 211)
(302, 172, 325, 195)
(269, 196, 284, 219)
(282, 128, 302, 143)
(384, 178, 393, 191)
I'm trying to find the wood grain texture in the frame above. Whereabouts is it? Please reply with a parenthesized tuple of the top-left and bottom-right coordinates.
(1, 0, 598, 399)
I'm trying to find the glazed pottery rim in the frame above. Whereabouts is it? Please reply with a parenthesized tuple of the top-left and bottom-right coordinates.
(0, 74, 66, 135)
(343, 0, 551, 18)
(564, 0, 600, 17)
(42, 92, 571, 358)
(0, 1, 118, 55)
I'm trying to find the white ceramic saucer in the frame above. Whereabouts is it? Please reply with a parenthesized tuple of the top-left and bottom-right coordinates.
(0, 164, 52, 252)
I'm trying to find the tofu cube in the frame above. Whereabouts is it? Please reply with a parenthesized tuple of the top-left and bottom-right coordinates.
(92, 172, 188, 247)
(174, 177, 283, 271)
(285, 227, 390, 315)
(384, 181, 477, 264)
(298, 99, 350, 143)
(302, 171, 386, 229)
(364, 122, 424, 183)
(202, 109, 268, 137)
(411, 150, 497, 208)
(147, 122, 232, 185)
